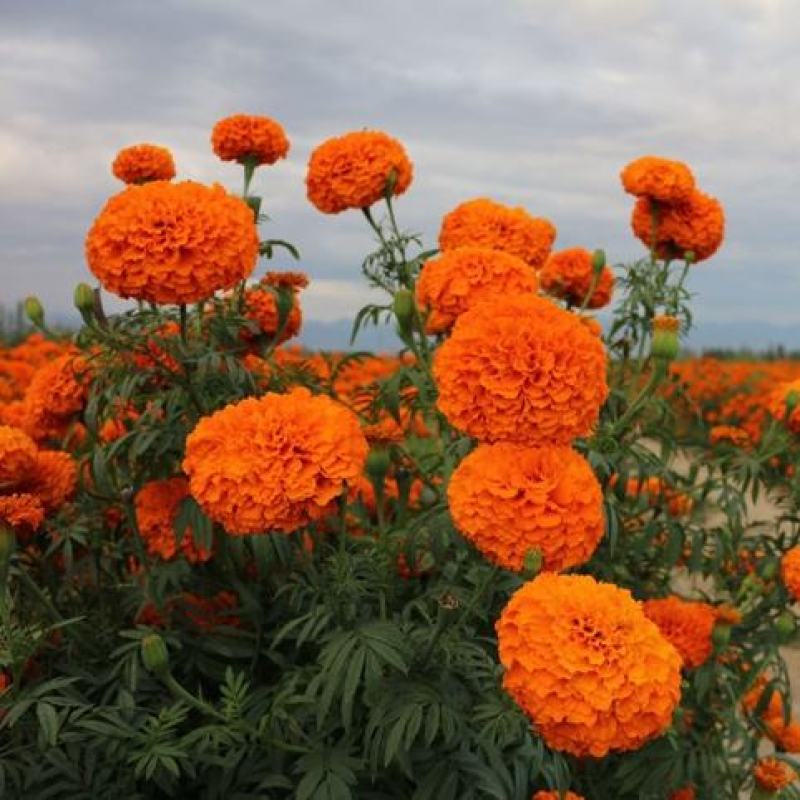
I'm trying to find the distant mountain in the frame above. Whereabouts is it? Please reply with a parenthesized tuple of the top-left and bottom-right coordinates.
(685, 320, 800, 353)
(299, 319, 402, 352)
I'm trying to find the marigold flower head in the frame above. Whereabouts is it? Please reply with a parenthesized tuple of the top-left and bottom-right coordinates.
(85, 181, 258, 304)
(632, 190, 725, 262)
(768, 379, 800, 434)
(23, 352, 89, 437)
(184, 387, 368, 535)
(496, 573, 681, 757)
(211, 114, 290, 166)
(448, 442, 603, 572)
(439, 198, 556, 268)
(709, 425, 751, 448)
(416, 246, 538, 334)
(669, 787, 696, 800)
(135, 477, 211, 563)
(539, 247, 614, 309)
(620, 156, 695, 203)
(0, 493, 45, 537)
(0, 425, 38, 487)
(742, 674, 787, 725)
(433, 295, 608, 445)
(754, 757, 796, 791)
(306, 130, 413, 214)
(653, 314, 680, 333)
(781, 546, 800, 601)
(532, 792, 585, 800)
(25, 450, 77, 512)
(642, 596, 716, 668)
(244, 284, 302, 342)
(112, 144, 176, 184)
(264, 271, 309, 290)
(770, 719, 800, 753)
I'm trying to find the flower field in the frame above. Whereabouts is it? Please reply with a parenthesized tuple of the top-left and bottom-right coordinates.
(2, 117, 800, 799)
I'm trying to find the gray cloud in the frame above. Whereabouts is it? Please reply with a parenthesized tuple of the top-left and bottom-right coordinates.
(1, 0, 798, 331)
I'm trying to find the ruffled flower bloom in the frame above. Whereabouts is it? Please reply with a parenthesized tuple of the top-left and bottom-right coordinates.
(448, 442, 603, 572)
(767, 379, 800, 434)
(25, 450, 77, 512)
(669, 787, 696, 800)
(642, 596, 716, 668)
(781, 546, 800, 601)
(135, 477, 211, 563)
(753, 757, 796, 791)
(416, 246, 538, 334)
(86, 181, 259, 304)
(306, 130, 413, 213)
(0, 493, 45, 538)
(244, 282, 303, 342)
(0, 425, 38, 487)
(23, 351, 89, 438)
(620, 156, 695, 203)
(539, 247, 614, 309)
(709, 424, 751, 448)
(497, 573, 681, 757)
(433, 295, 608, 445)
(632, 190, 725, 262)
(439, 198, 556, 269)
(211, 114, 290, 166)
(532, 792, 584, 800)
(183, 387, 368, 534)
(112, 144, 176, 184)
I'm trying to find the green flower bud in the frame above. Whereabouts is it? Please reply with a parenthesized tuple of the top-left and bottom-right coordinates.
(73, 283, 96, 323)
(775, 611, 796, 642)
(384, 167, 398, 198)
(591, 249, 606, 272)
(683, 250, 696, 264)
(522, 548, 543, 579)
(365, 447, 391, 487)
(651, 315, 680, 361)
(712, 623, 732, 649)
(24, 296, 45, 328)
(785, 390, 800, 415)
(393, 289, 415, 336)
(141, 633, 170, 676)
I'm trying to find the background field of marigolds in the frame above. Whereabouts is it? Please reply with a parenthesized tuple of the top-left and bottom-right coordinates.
(4, 2, 800, 800)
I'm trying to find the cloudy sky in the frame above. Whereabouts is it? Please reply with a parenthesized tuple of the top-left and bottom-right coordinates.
(2, 0, 799, 345)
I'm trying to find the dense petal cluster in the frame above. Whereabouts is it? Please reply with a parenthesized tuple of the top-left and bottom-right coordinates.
(416, 246, 538, 333)
(642, 596, 716, 668)
(448, 442, 603, 572)
(433, 295, 608, 445)
(669, 787, 696, 800)
(439, 198, 556, 268)
(306, 130, 413, 214)
(26, 450, 77, 512)
(23, 351, 89, 438)
(767, 379, 800, 434)
(211, 114, 290, 165)
(632, 190, 725, 262)
(532, 792, 584, 800)
(753, 757, 796, 791)
(183, 387, 368, 534)
(781, 546, 800, 601)
(244, 283, 303, 342)
(85, 180, 259, 304)
(112, 144, 176, 184)
(0, 425, 38, 486)
(0, 493, 45, 536)
(620, 156, 695, 203)
(709, 425, 751, 448)
(496, 573, 681, 757)
(135, 478, 211, 563)
(539, 247, 614, 309)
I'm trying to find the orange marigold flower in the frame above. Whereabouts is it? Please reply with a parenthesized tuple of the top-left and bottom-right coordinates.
(416, 246, 538, 334)
(85, 181, 258, 304)
(539, 247, 615, 309)
(0, 424, 38, 487)
(642, 596, 716, 668)
(0, 493, 45, 536)
(183, 387, 368, 534)
(306, 130, 413, 214)
(669, 787, 696, 800)
(135, 477, 211, 564)
(497, 573, 681, 758)
(742, 674, 787, 725)
(620, 156, 695, 203)
(264, 271, 309, 290)
(653, 314, 680, 333)
(770, 719, 800, 753)
(754, 757, 796, 791)
(709, 425, 751, 448)
(211, 114, 290, 166)
(0, 401, 27, 429)
(244, 284, 303, 342)
(448, 442, 603, 572)
(112, 143, 176, 184)
(25, 450, 77, 512)
(714, 604, 743, 625)
(781, 546, 800, 601)
(439, 197, 556, 269)
(532, 792, 585, 800)
(23, 352, 89, 435)
(632, 190, 725, 262)
(768, 379, 800, 434)
(433, 295, 608, 445)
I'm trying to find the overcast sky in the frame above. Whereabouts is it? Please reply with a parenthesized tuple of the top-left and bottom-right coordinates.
(2, 0, 799, 340)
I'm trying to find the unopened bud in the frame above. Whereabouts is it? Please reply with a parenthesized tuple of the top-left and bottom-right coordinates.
(712, 623, 732, 649)
(522, 548, 543, 579)
(384, 168, 398, 198)
(141, 633, 170, 675)
(684, 251, 696, 264)
(74, 283, 96, 322)
(785, 390, 800, 414)
(651, 314, 680, 361)
(24, 296, 45, 328)
(365, 447, 391, 486)
(591, 249, 606, 273)
(776, 611, 796, 642)
(393, 289, 415, 336)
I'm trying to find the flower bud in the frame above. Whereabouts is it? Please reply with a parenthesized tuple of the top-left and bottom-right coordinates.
(24, 296, 45, 328)
(74, 283, 96, 322)
(775, 611, 796, 642)
(141, 633, 170, 675)
(393, 289, 415, 336)
(712, 623, 732, 649)
(522, 548, 543, 579)
(785, 390, 800, 415)
(365, 447, 391, 487)
(758, 557, 779, 581)
(591, 249, 606, 273)
(684, 251, 696, 264)
(651, 314, 680, 361)
(384, 167, 398, 198)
